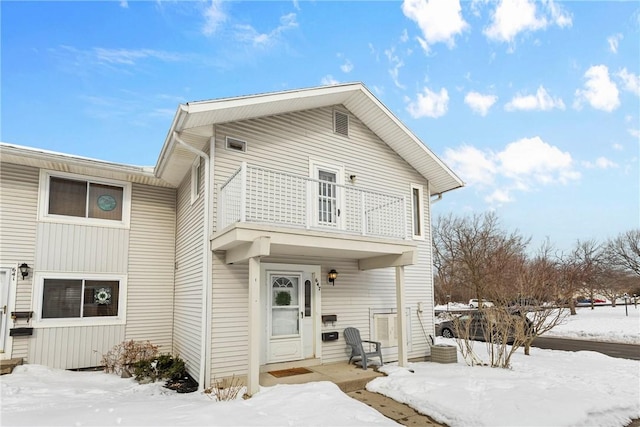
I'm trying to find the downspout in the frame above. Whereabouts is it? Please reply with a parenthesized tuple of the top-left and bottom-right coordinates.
(173, 131, 213, 390)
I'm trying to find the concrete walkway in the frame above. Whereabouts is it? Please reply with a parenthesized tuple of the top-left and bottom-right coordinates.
(347, 389, 445, 426)
(260, 361, 446, 426)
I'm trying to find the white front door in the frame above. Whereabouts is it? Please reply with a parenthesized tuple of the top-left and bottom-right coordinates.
(262, 264, 320, 364)
(0, 268, 11, 355)
(268, 272, 303, 362)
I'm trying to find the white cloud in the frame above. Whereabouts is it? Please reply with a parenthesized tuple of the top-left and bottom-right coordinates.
(119, 1, 128, 8)
(401, 0, 468, 53)
(406, 87, 449, 118)
(497, 137, 579, 185)
(385, 47, 405, 89)
(445, 136, 580, 205)
(443, 144, 496, 186)
(574, 65, 620, 112)
(484, 0, 571, 47)
(202, 0, 227, 36)
(607, 33, 623, 53)
(505, 86, 565, 111)
(91, 47, 184, 65)
(583, 157, 618, 169)
(340, 60, 354, 73)
(234, 13, 298, 47)
(464, 91, 497, 116)
(321, 75, 340, 86)
(485, 188, 513, 204)
(613, 143, 624, 151)
(617, 68, 640, 96)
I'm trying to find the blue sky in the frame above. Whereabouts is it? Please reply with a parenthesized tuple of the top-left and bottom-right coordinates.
(2, 0, 639, 252)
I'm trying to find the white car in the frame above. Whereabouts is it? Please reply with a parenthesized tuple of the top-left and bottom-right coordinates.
(469, 299, 494, 308)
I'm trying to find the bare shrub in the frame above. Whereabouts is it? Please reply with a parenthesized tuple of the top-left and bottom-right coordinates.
(101, 340, 159, 377)
(204, 375, 246, 401)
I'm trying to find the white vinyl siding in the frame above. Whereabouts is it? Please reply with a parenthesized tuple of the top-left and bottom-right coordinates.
(36, 223, 129, 272)
(28, 324, 125, 369)
(206, 105, 435, 377)
(0, 163, 39, 360)
(125, 184, 176, 350)
(173, 159, 205, 381)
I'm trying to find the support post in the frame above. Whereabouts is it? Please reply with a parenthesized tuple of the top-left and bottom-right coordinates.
(247, 256, 261, 396)
(395, 265, 407, 367)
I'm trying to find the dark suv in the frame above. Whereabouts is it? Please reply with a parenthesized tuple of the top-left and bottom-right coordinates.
(436, 310, 530, 343)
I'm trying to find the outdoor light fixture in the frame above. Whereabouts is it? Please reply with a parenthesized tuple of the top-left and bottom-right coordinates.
(18, 263, 30, 280)
(327, 269, 338, 285)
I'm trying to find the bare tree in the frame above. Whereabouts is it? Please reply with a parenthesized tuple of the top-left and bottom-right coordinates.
(433, 211, 530, 306)
(571, 239, 605, 310)
(606, 229, 640, 277)
(513, 240, 569, 355)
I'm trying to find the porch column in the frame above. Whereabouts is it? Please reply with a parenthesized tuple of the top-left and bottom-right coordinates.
(247, 256, 261, 396)
(395, 265, 407, 367)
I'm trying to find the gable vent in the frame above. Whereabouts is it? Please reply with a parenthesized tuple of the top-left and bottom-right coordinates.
(334, 111, 349, 137)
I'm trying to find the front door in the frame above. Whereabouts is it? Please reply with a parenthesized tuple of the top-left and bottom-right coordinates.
(262, 264, 320, 364)
(0, 268, 11, 355)
(268, 273, 303, 362)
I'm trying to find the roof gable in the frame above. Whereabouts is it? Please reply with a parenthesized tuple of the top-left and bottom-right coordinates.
(155, 83, 464, 195)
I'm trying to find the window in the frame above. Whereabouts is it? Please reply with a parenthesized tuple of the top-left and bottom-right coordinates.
(42, 278, 120, 319)
(191, 158, 201, 204)
(34, 273, 126, 326)
(411, 184, 424, 239)
(40, 171, 130, 226)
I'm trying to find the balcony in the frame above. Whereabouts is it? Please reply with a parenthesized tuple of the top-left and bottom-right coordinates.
(218, 162, 408, 240)
(213, 162, 417, 268)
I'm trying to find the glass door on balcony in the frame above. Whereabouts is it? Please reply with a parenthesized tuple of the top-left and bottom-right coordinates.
(311, 161, 345, 229)
(318, 170, 338, 226)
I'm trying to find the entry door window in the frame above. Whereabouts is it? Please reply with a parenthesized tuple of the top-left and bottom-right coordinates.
(271, 276, 300, 337)
(318, 170, 338, 226)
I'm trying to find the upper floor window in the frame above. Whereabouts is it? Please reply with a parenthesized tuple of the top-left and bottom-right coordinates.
(39, 171, 131, 227)
(411, 184, 424, 240)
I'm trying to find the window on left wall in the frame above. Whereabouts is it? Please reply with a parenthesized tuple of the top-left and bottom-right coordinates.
(35, 274, 126, 325)
(42, 278, 120, 319)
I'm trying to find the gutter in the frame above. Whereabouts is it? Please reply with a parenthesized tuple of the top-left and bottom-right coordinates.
(173, 131, 213, 390)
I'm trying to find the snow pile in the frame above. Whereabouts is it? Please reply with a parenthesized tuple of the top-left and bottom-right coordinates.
(545, 305, 640, 344)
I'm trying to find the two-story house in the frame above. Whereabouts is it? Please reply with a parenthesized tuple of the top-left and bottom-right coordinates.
(0, 82, 463, 394)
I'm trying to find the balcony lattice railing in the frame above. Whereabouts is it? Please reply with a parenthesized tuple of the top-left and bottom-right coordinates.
(218, 162, 408, 240)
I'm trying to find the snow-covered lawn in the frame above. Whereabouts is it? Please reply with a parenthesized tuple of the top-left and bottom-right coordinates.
(1, 305, 638, 427)
(544, 304, 640, 344)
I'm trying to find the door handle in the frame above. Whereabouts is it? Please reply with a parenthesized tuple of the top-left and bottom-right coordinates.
(300, 311, 304, 319)
(2, 305, 6, 315)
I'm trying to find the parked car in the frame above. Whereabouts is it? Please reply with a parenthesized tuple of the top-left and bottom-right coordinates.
(469, 299, 494, 308)
(436, 310, 530, 343)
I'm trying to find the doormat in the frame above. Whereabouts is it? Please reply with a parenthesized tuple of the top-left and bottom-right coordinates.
(268, 367, 313, 378)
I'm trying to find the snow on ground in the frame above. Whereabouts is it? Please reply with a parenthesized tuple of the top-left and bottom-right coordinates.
(0, 365, 397, 426)
(2, 305, 638, 427)
(368, 343, 640, 427)
(544, 304, 640, 344)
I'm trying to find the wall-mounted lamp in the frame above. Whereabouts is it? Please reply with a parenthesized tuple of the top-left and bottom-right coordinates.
(327, 269, 338, 285)
(349, 175, 357, 184)
(18, 263, 30, 280)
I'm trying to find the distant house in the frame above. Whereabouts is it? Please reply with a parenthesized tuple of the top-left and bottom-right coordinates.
(0, 83, 463, 394)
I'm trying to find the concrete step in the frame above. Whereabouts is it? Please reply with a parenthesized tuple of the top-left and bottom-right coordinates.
(0, 358, 23, 375)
